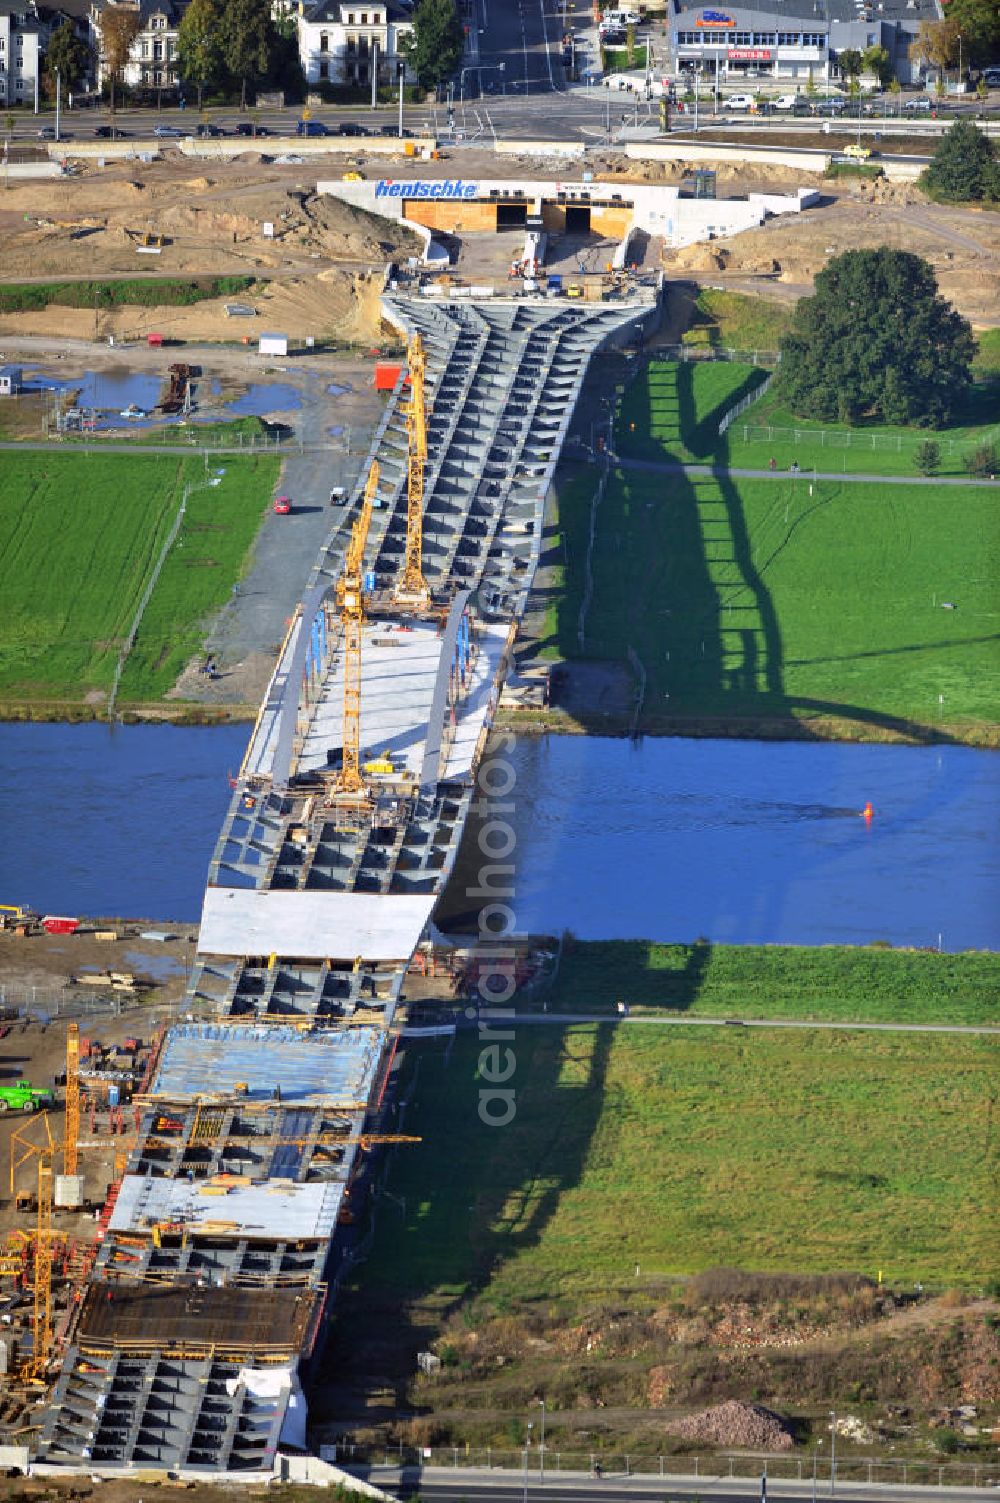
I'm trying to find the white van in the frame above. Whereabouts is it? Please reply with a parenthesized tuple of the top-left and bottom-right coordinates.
(773, 93, 799, 110)
(724, 93, 756, 110)
(603, 8, 642, 25)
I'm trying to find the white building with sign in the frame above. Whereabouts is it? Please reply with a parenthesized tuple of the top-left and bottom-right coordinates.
(318, 174, 820, 263)
(667, 0, 937, 88)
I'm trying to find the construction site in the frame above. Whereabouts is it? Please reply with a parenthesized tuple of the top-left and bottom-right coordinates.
(0, 223, 661, 1476)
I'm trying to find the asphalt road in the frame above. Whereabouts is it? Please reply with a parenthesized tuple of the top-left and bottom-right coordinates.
(356, 1469, 1000, 1503)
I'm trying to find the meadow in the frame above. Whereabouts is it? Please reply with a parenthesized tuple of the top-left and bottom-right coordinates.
(547, 940, 1000, 1025)
(0, 452, 279, 707)
(552, 462, 998, 736)
(360, 1024, 996, 1297)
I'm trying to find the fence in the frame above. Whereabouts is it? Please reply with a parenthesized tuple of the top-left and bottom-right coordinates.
(719, 371, 775, 435)
(0, 984, 129, 1021)
(734, 422, 999, 463)
(326, 1443, 1000, 1490)
(656, 342, 780, 368)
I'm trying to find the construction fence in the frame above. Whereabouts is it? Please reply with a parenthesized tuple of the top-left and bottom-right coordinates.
(327, 1445, 1000, 1490)
(732, 422, 999, 465)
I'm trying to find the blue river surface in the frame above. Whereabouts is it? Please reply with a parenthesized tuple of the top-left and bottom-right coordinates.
(0, 725, 996, 948)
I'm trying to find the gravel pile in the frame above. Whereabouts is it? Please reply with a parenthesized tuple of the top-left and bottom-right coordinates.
(670, 1400, 795, 1451)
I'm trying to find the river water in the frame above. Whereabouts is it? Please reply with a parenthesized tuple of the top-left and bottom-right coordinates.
(0, 725, 996, 948)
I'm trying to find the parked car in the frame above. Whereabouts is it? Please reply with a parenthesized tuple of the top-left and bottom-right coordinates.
(195, 122, 225, 137)
(236, 122, 271, 136)
(95, 124, 129, 138)
(983, 68, 1000, 87)
(296, 119, 330, 135)
(154, 123, 186, 137)
(336, 122, 367, 136)
(813, 96, 846, 115)
(903, 96, 933, 111)
(724, 93, 756, 110)
(772, 93, 800, 110)
(273, 495, 292, 515)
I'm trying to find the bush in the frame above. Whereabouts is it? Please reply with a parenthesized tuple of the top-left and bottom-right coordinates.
(0, 276, 254, 313)
(964, 441, 997, 478)
(921, 120, 1000, 203)
(915, 440, 941, 475)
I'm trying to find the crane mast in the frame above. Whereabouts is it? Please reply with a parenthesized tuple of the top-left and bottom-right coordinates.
(64, 1022, 80, 1177)
(334, 460, 380, 796)
(397, 333, 429, 602)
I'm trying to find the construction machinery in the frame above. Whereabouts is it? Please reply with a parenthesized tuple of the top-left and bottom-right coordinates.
(395, 334, 429, 604)
(0, 1081, 56, 1114)
(334, 461, 380, 798)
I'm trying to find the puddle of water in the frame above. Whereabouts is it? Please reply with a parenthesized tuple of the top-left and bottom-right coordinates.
(328, 425, 344, 437)
(208, 378, 223, 396)
(123, 948, 186, 980)
(25, 368, 163, 412)
(225, 383, 301, 416)
(327, 382, 352, 396)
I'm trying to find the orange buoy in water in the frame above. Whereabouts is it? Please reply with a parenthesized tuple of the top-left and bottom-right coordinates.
(863, 801, 873, 821)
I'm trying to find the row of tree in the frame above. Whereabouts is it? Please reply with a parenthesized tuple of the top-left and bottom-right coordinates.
(41, 0, 464, 107)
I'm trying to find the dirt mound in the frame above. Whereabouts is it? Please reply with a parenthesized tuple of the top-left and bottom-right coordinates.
(669, 1400, 795, 1450)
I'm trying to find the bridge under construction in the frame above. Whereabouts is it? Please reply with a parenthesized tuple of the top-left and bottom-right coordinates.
(32, 282, 661, 1476)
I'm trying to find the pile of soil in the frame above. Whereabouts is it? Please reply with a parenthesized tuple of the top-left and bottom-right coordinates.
(669, 1399, 795, 1450)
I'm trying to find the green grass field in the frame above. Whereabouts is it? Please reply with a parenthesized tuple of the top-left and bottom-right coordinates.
(618, 358, 1000, 477)
(554, 463, 998, 735)
(362, 1025, 996, 1296)
(548, 941, 1000, 1025)
(0, 452, 279, 705)
(682, 288, 794, 354)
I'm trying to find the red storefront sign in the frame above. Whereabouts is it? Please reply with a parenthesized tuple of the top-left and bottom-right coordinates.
(727, 46, 773, 59)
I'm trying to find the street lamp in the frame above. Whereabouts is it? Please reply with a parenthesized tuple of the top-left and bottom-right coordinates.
(523, 1421, 534, 1503)
(829, 1411, 837, 1497)
(537, 1397, 546, 1486)
(813, 1439, 823, 1503)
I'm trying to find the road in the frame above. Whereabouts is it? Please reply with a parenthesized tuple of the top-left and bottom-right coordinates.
(472, 1012, 1000, 1035)
(614, 459, 1000, 488)
(356, 1468, 1000, 1503)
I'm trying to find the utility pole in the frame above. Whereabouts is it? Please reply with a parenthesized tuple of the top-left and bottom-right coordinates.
(537, 1398, 545, 1486)
(55, 69, 61, 142)
(397, 58, 405, 138)
(371, 41, 378, 109)
(830, 1412, 837, 1496)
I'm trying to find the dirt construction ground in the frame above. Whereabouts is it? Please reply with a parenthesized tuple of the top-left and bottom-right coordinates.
(0, 146, 999, 338)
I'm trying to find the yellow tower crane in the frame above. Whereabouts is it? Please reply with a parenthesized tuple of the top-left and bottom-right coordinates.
(29, 1155, 54, 1380)
(396, 333, 429, 603)
(334, 460, 381, 797)
(63, 1022, 80, 1178)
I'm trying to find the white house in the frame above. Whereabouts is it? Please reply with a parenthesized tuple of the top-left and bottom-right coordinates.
(0, 0, 44, 107)
(91, 0, 186, 95)
(297, 0, 413, 90)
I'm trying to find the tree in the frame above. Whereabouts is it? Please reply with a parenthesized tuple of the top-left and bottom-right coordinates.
(777, 249, 976, 428)
(921, 119, 1000, 201)
(99, 5, 141, 116)
(915, 440, 941, 475)
(965, 440, 997, 478)
(862, 44, 892, 87)
(400, 0, 463, 94)
(44, 20, 91, 98)
(940, 0, 1000, 67)
(177, 0, 223, 107)
(220, 0, 277, 108)
(838, 47, 863, 81)
(909, 17, 960, 78)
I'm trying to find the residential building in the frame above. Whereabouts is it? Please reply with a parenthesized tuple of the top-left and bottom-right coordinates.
(0, 0, 44, 106)
(297, 0, 413, 89)
(91, 0, 187, 95)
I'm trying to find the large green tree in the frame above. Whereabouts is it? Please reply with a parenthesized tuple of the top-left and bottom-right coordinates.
(43, 19, 92, 97)
(177, 0, 224, 106)
(220, 0, 277, 108)
(400, 0, 463, 93)
(922, 119, 1000, 201)
(777, 249, 975, 428)
(941, 0, 1000, 66)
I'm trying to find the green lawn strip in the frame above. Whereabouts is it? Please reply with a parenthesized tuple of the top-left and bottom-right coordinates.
(0, 451, 278, 703)
(972, 329, 1000, 374)
(0, 276, 254, 312)
(681, 288, 794, 353)
(572, 467, 998, 731)
(616, 359, 766, 463)
(538, 468, 593, 660)
(548, 940, 1000, 1025)
(117, 454, 281, 700)
(726, 383, 1000, 478)
(360, 1026, 996, 1294)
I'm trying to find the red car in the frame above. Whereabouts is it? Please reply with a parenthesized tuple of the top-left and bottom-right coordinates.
(273, 495, 291, 515)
